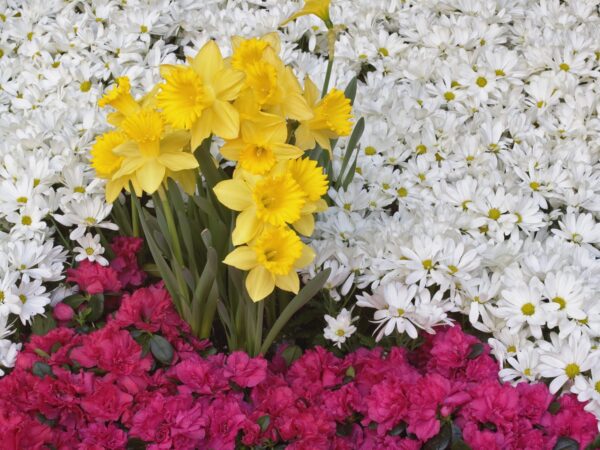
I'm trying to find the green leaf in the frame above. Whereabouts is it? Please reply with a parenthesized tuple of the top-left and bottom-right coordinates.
(336, 117, 364, 190)
(345, 366, 356, 379)
(259, 268, 331, 354)
(61, 294, 87, 309)
(585, 434, 600, 450)
(32, 361, 54, 379)
(281, 345, 302, 366)
(467, 343, 484, 359)
(149, 334, 174, 365)
(33, 348, 50, 359)
(423, 422, 452, 450)
(553, 437, 579, 450)
(126, 437, 148, 450)
(389, 422, 406, 436)
(31, 314, 56, 336)
(86, 294, 104, 322)
(344, 76, 358, 106)
(548, 400, 561, 414)
(451, 440, 472, 450)
(257, 415, 270, 432)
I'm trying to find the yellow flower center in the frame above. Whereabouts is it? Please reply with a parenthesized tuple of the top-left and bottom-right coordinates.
(397, 187, 408, 197)
(396, 308, 405, 316)
(495, 69, 505, 76)
(565, 363, 580, 379)
(80, 80, 92, 92)
(158, 67, 208, 129)
(231, 38, 269, 71)
(16, 196, 27, 204)
(488, 208, 501, 220)
(422, 259, 433, 270)
(524, 368, 532, 376)
(21, 215, 32, 226)
(238, 144, 277, 175)
(19, 294, 26, 303)
(254, 227, 303, 275)
(444, 91, 455, 101)
(507, 345, 516, 353)
(461, 200, 471, 210)
(571, 233, 583, 244)
(364, 146, 376, 155)
(595, 381, 600, 394)
(245, 61, 278, 105)
(416, 144, 427, 155)
(121, 110, 164, 156)
(536, 100, 544, 108)
(521, 303, 535, 316)
(74, 186, 85, 193)
(476, 76, 487, 87)
(448, 265, 459, 274)
(552, 296, 566, 310)
(335, 329, 345, 337)
(252, 173, 306, 226)
(529, 181, 540, 191)
(85, 217, 97, 225)
(90, 131, 127, 179)
(311, 89, 352, 136)
(559, 63, 570, 72)
(85, 247, 94, 255)
(0, 291, 4, 302)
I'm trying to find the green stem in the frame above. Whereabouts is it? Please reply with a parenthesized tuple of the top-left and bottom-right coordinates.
(321, 56, 334, 98)
(158, 186, 184, 266)
(131, 195, 139, 237)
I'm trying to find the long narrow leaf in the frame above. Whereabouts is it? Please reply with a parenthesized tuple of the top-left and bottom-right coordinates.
(260, 269, 331, 354)
(336, 117, 364, 189)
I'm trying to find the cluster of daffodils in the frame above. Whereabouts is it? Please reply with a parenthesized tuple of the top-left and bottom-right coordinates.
(93, 32, 351, 302)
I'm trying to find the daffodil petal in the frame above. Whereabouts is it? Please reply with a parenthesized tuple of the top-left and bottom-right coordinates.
(211, 100, 240, 140)
(275, 272, 299, 294)
(158, 152, 199, 172)
(292, 213, 315, 236)
(294, 243, 315, 269)
(215, 68, 245, 101)
(220, 139, 245, 161)
(112, 141, 139, 157)
(246, 266, 275, 302)
(137, 160, 166, 194)
(284, 91, 314, 121)
(191, 111, 213, 150)
(213, 179, 253, 211)
(161, 130, 191, 153)
(113, 157, 145, 179)
(232, 208, 262, 245)
(271, 143, 304, 160)
(193, 40, 224, 83)
(223, 246, 258, 270)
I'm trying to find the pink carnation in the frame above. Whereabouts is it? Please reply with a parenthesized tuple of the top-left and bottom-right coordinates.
(110, 236, 146, 288)
(67, 260, 121, 294)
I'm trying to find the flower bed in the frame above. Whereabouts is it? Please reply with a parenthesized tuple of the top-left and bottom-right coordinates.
(2, 275, 597, 449)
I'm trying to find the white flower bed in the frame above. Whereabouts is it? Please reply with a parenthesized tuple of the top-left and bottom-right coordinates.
(1, 0, 599, 422)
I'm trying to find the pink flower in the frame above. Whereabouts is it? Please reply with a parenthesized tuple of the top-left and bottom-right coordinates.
(224, 351, 267, 388)
(110, 236, 146, 288)
(546, 394, 598, 448)
(81, 379, 133, 421)
(0, 406, 53, 450)
(407, 374, 451, 440)
(365, 376, 409, 435)
(67, 260, 121, 294)
(53, 302, 74, 322)
(79, 422, 128, 450)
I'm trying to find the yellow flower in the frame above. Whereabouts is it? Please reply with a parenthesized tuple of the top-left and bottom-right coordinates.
(230, 35, 313, 121)
(295, 77, 353, 152)
(286, 157, 329, 235)
(220, 115, 303, 175)
(98, 76, 140, 117)
(281, 0, 332, 28)
(157, 41, 246, 149)
(223, 226, 315, 301)
(230, 33, 281, 72)
(110, 108, 199, 197)
(90, 131, 127, 179)
(214, 168, 307, 245)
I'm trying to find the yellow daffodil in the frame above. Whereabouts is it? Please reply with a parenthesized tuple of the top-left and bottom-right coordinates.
(230, 35, 313, 121)
(108, 108, 198, 198)
(230, 33, 281, 72)
(281, 0, 332, 28)
(90, 130, 143, 201)
(214, 168, 307, 245)
(157, 40, 246, 149)
(295, 77, 353, 153)
(220, 115, 303, 175)
(223, 226, 315, 301)
(286, 157, 329, 235)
